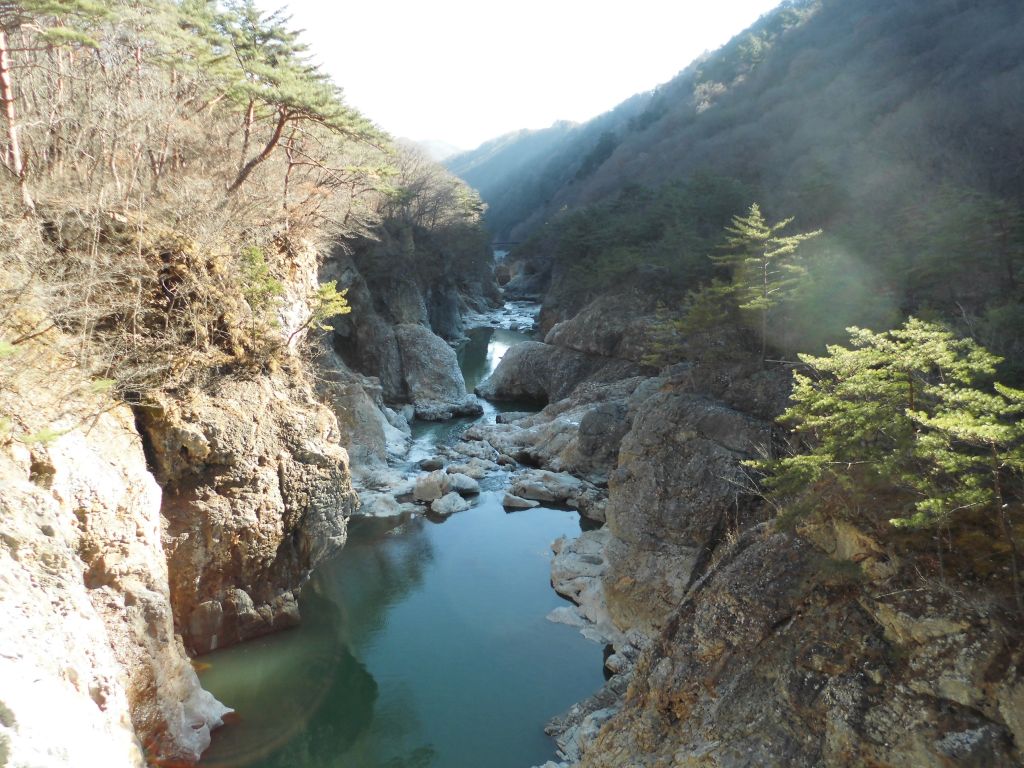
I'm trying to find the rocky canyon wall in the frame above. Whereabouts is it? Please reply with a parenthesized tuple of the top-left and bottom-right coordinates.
(476, 290, 1024, 768)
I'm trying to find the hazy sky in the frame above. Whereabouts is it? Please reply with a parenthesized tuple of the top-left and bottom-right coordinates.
(255, 1, 783, 150)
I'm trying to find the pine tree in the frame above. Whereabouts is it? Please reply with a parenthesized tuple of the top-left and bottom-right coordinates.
(712, 203, 821, 363)
(756, 319, 1024, 602)
(211, 0, 380, 195)
(761, 318, 1003, 496)
(287, 281, 351, 346)
(908, 382, 1024, 607)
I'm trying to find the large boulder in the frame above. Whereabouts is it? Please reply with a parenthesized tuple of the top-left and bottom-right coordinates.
(431, 492, 471, 516)
(394, 323, 483, 420)
(503, 493, 540, 510)
(414, 469, 449, 502)
(602, 389, 774, 635)
(510, 469, 586, 504)
(137, 373, 358, 655)
(476, 341, 648, 403)
(446, 472, 481, 495)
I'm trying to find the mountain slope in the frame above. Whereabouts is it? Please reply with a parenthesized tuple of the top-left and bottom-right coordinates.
(454, 0, 1024, 364)
(445, 94, 650, 241)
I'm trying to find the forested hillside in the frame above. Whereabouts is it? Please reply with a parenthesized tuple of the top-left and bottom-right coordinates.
(0, 2, 493, 762)
(0, 0, 488, 411)
(452, 0, 1024, 371)
(445, 97, 649, 241)
(451, 4, 1024, 764)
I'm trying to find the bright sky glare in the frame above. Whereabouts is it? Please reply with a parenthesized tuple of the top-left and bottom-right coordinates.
(256, 0, 783, 151)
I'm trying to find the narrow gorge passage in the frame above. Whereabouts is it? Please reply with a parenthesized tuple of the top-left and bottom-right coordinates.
(197, 316, 603, 768)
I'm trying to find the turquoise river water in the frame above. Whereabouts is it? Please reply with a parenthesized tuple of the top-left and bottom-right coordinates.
(197, 325, 603, 768)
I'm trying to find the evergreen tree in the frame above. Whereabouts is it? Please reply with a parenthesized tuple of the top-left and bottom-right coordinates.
(287, 281, 351, 346)
(908, 381, 1024, 607)
(757, 319, 1023, 599)
(211, 0, 380, 194)
(711, 203, 821, 363)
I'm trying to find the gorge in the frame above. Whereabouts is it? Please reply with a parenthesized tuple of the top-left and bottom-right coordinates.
(2, 1, 1024, 767)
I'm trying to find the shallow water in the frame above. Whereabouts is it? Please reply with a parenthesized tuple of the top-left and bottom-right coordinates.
(198, 321, 602, 768)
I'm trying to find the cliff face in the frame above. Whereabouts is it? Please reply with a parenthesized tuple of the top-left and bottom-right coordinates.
(322, 244, 494, 430)
(0, 230, 363, 764)
(137, 371, 358, 655)
(0, 403, 229, 765)
(602, 386, 773, 636)
(477, 292, 1024, 767)
(581, 525, 1024, 767)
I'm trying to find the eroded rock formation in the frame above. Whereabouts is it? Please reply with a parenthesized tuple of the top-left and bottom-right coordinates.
(0, 404, 229, 764)
(489, 292, 1024, 768)
(136, 372, 358, 655)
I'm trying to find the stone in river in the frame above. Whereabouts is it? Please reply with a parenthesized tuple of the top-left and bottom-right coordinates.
(418, 457, 445, 471)
(502, 493, 540, 510)
(510, 469, 584, 503)
(446, 472, 480, 496)
(430, 492, 471, 516)
(496, 411, 533, 424)
(446, 458, 498, 480)
(413, 470, 448, 501)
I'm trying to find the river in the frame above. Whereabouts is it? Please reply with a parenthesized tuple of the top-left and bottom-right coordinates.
(197, 317, 602, 768)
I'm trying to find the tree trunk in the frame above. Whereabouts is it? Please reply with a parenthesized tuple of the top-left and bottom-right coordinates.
(992, 443, 1022, 613)
(227, 107, 287, 195)
(239, 98, 255, 171)
(0, 29, 34, 212)
(761, 257, 769, 366)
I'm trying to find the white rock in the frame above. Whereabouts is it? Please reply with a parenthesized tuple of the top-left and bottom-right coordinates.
(413, 469, 449, 501)
(446, 457, 499, 479)
(452, 440, 500, 462)
(511, 469, 585, 503)
(430, 492, 471, 516)
(503, 493, 541, 510)
(446, 472, 480, 495)
(547, 605, 588, 627)
(356, 492, 414, 518)
(550, 529, 623, 645)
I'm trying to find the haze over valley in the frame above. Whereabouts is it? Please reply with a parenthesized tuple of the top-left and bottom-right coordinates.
(1, 2, 1022, 768)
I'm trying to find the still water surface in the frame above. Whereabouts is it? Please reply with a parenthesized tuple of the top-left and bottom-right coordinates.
(198, 326, 602, 768)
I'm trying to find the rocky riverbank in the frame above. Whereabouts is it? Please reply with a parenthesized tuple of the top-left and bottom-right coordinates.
(464, 291, 1024, 768)
(0, 224, 500, 764)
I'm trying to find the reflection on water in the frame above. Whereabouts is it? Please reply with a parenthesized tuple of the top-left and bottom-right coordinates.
(457, 327, 531, 394)
(197, 588, 378, 768)
(198, 322, 602, 768)
(199, 496, 602, 768)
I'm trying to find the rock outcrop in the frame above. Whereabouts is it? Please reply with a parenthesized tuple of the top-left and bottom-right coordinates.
(317, 358, 411, 469)
(603, 386, 774, 635)
(481, 294, 1024, 768)
(476, 340, 648, 403)
(543, 293, 657, 364)
(323, 248, 492, 421)
(477, 376, 655, 484)
(0, 403, 229, 764)
(576, 527, 1024, 767)
(394, 323, 483, 420)
(137, 372, 358, 655)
